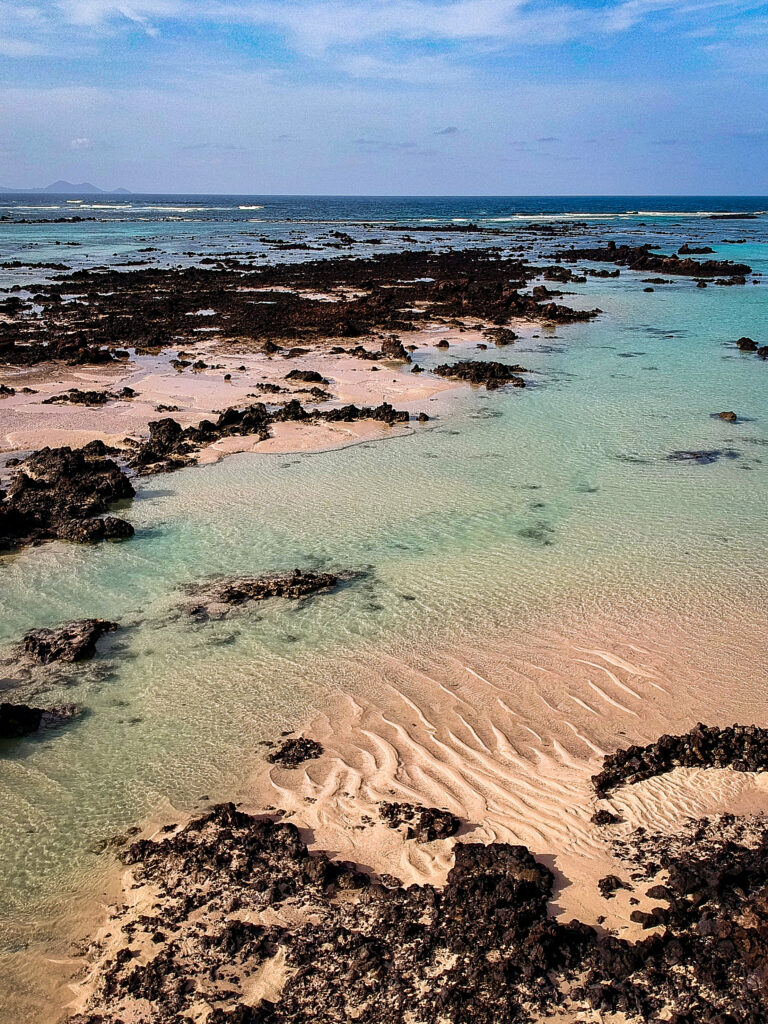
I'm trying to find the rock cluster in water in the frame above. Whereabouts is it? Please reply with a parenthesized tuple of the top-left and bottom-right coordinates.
(23, 618, 118, 664)
(433, 359, 527, 389)
(592, 722, 768, 796)
(182, 569, 346, 619)
(555, 241, 751, 278)
(0, 445, 134, 551)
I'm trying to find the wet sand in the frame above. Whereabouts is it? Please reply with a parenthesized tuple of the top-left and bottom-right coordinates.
(58, 595, 768, 1020)
(0, 323, 478, 460)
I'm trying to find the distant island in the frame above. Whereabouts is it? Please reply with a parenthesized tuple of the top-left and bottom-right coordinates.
(0, 180, 131, 195)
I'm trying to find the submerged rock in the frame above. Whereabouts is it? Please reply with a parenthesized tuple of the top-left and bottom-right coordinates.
(183, 569, 347, 619)
(0, 702, 79, 739)
(24, 618, 118, 664)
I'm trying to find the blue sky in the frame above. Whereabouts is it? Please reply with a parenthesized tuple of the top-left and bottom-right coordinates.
(1, 0, 767, 193)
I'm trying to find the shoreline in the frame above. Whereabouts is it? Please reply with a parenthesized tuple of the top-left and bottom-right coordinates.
(52, 596, 768, 1021)
(0, 229, 766, 1022)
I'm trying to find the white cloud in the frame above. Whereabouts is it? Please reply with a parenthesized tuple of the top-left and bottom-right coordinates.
(70, 135, 94, 148)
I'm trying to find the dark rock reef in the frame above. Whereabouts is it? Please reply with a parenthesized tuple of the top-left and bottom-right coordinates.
(592, 722, 768, 796)
(0, 445, 134, 551)
(24, 618, 118, 664)
(433, 359, 527, 390)
(378, 801, 461, 843)
(182, 569, 347, 619)
(0, 248, 598, 369)
(266, 738, 324, 768)
(555, 242, 751, 278)
(69, 797, 768, 1024)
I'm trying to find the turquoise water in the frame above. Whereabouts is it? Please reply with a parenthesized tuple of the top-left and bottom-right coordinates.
(0, 201, 767, 1018)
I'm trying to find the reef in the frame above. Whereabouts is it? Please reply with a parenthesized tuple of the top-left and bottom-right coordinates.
(23, 618, 118, 664)
(0, 445, 135, 551)
(0, 248, 599, 369)
(182, 569, 347, 620)
(433, 359, 527, 389)
(554, 241, 751, 278)
(592, 722, 768, 796)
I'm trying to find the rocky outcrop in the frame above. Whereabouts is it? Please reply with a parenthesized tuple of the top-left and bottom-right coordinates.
(433, 359, 527, 389)
(266, 738, 324, 768)
(0, 701, 79, 739)
(182, 569, 347, 619)
(592, 723, 768, 796)
(555, 242, 751, 278)
(0, 445, 134, 551)
(378, 801, 461, 842)
(69, 798, 768, 1024)
(380, 335, 411, 361)
(24, 618, 118, 664)
(127, 401, 411, 475)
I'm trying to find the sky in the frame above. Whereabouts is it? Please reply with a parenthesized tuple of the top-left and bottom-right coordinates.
(1, 0, 768, 194)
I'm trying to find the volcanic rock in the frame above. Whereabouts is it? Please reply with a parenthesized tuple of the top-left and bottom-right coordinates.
(24, 618, 118, 664)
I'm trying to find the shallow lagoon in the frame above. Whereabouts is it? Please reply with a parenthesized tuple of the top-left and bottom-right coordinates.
(0, 207, 767, 1018)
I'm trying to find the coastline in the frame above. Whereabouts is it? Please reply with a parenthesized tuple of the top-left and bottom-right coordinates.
(0, 215, 766, 1022)
(56, 593, 768, 1021)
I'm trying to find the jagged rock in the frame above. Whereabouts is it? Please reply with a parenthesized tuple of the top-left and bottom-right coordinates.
(380, 336, 411, 361)
(378, 802, 461, 843)
(434, 359, 527, 389)
(598, 875, 628, 899)
(266, 738, 324, 768)
(484, 327, 517, 346)
(0, 445, 134, 551)
(182, 569, 347, 619)
(737, 337, 756, 351)
(592, 723, 768, 795)
(285, 370, 327, 384)
(717, 411, 738, 422)
(24, 618, 118, 664)
(591, 809, 620, 826)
